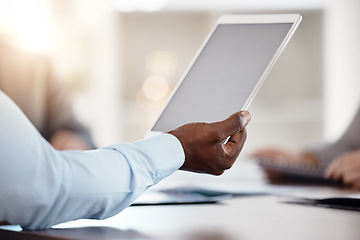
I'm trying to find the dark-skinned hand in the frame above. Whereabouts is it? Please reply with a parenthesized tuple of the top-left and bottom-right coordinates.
(169, 111, 251, 175)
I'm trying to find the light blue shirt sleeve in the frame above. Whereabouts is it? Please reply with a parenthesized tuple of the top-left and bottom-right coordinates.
(0, 91, 185, 230)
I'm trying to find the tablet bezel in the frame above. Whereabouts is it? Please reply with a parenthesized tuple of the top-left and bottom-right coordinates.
(147, 14, 302, 136)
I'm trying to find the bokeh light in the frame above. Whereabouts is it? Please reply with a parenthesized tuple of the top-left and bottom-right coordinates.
(142, 75, 169, 102)
(146, 50, 177, 79)
(0, 0, 54, 53)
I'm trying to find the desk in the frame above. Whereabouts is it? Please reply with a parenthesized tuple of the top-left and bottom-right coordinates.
(1, 162, 360, 240)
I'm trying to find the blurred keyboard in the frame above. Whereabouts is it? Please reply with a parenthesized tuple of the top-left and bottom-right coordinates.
(256, 157, 329, 182)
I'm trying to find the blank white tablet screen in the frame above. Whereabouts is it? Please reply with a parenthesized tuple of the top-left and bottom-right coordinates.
(152, 23, 292, 132)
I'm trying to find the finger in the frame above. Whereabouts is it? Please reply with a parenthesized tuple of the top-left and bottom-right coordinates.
(223, 129, 247, 156)
(325, 164, 346, 183)
(325, 166, 343, 182)
(227, 126, 246, 144)
(212, 111, 251, 139)
(339, 161, 360, 185)
(211, 169, 226, 176)
(324, 160, 340, 179)
(342, 169, 360, 186)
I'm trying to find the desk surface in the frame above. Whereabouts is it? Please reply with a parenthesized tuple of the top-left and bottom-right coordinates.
(2, 162, 360, 240)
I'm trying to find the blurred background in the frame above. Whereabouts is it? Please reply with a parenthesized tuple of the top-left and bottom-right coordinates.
(0, 0, 359, 158)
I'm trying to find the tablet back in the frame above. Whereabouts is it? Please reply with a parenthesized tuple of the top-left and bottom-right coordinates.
(148, 14, 302, 135)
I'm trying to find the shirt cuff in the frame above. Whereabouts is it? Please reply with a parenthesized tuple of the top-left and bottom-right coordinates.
(134, 133, 185, 184)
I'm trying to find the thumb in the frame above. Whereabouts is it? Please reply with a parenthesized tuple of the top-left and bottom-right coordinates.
(213, 110, 251, 139)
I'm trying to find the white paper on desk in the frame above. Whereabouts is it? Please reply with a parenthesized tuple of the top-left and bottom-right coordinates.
(132, 182, 293, 206)
(157, 182, 292, 197)
(132, 189, 232, 206)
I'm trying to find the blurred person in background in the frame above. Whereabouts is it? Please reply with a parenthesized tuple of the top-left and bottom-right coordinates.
(253, 104, 360, 189)
(0, 38, 95, 150)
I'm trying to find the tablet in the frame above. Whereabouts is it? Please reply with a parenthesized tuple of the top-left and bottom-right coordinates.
(148, 14, 302, 135)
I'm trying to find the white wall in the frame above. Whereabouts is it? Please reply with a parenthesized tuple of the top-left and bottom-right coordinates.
(86, 12, 123, 147)
(323, 0, 360, 141)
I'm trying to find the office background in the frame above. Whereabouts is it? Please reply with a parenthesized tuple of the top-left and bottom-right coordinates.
(0, 0, 359, 157)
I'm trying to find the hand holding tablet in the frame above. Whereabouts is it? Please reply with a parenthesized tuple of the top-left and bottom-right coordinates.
(169, 111, 251, 175)
(150, 14, 301, 175)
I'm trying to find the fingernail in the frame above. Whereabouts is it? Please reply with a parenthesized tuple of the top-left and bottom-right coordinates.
(241, 110, 251, 126)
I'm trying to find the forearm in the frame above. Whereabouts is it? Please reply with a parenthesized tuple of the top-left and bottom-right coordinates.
(1, 134, 184, 230)
(306, 140, 353, 168)
(0, 91, 184, 230)
(59, 134, 184, 229)
(307, 105, 360, 167)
